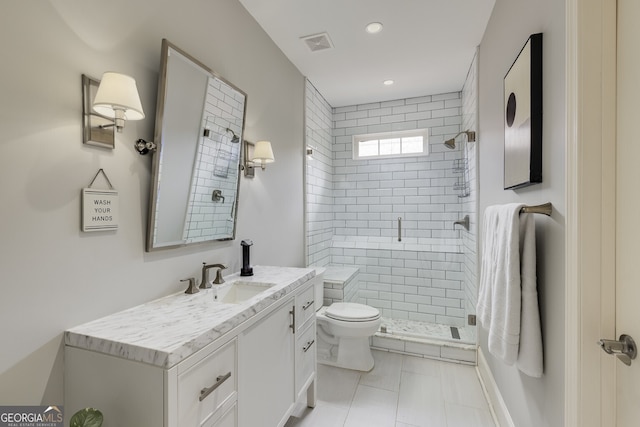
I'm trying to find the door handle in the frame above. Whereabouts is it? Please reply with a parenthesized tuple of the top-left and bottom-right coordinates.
(598, 334, 637, 366)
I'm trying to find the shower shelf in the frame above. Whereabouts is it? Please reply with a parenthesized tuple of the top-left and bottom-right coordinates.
(452, 159, 468, 173)
(454, 181, 470, 197)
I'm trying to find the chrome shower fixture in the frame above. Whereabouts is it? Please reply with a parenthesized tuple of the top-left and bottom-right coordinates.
(444, 130, 476, 149)
(226, 128, 240, 143)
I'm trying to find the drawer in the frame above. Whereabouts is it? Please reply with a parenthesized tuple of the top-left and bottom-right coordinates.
(203, 401, 236, 427)
(212, 403, 235, 427)
(178, 338, 237, 427)
(295, 322, 316, 398)
(295, 282, 316, 331)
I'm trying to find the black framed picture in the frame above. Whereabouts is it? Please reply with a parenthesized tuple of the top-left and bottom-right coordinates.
(503, 33, 543, 190)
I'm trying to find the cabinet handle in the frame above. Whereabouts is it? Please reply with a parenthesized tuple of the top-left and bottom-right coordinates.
(199, 372, 231, 401)
(302, 300, 314, 311)
(290, 308, 296, 333)
(302, 340, 315, 353)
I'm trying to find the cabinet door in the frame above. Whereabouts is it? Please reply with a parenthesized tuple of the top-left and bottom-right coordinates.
(238, 299, 295, 427)
(295, 321, 316, 401)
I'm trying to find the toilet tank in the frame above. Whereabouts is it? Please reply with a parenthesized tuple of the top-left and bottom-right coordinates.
(313, 268, 325, 311)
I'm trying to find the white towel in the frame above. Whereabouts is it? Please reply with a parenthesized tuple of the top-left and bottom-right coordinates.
(516, 213, 543, 377)
(477, 203, 523, 365)
(477, 204, 543, 377)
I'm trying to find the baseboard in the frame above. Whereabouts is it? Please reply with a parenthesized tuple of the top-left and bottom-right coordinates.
(475, 347, 515, 427)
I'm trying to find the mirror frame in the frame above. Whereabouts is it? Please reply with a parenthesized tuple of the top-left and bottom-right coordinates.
(146, 39, 247, 251)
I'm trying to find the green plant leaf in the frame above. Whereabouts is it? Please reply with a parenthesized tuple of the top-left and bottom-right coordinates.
(70, 408, 103, 427)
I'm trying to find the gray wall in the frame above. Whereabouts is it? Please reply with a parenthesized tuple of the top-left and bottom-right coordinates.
(478, 0, 565, 426)
(0, 0, 305, 404)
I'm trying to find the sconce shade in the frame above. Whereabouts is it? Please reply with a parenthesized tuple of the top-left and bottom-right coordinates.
(93, 72, 145, 121)
(251, 140, 275, 165)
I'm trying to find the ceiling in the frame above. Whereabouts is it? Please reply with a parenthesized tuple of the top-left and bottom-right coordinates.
(238, 0, 496, 107)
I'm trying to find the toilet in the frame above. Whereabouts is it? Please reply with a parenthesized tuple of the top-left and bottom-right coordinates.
(314, 273, 381, 371)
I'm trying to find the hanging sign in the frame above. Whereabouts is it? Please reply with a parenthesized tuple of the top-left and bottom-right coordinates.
(82, 169, 119, 232)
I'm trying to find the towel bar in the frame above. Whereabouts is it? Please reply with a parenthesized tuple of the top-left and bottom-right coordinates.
(520, 202, 552, 216)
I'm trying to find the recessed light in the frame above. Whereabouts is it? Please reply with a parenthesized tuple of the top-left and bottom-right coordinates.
(365, 22, 383, 34)
(383, 79, 394, 86)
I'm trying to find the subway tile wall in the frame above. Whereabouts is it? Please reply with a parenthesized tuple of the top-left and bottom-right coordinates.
(305, 79, 479, 329)
(323, 272, 360, 305)
(184, 77, 244, 242)
(331, 93, 465, 241)
(330, 93, 467, 327)
(305, 80, 334, 267)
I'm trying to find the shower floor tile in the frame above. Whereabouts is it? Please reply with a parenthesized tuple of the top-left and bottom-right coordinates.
(378, 317, 476, 344)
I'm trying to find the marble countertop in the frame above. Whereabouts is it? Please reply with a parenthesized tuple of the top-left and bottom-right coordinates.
(65, 266, 315, 369)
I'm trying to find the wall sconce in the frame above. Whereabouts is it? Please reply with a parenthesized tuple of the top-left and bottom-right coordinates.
(243, 140, 275, 177)
(82, 72, 144, 150)
(93, 72, 145, 132)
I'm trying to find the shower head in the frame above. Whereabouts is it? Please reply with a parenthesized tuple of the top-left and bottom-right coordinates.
(443, 130, 476, 149)
(226, 128, 240, 143)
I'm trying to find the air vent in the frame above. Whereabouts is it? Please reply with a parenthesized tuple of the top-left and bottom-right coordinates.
(301, 32, 334, 52)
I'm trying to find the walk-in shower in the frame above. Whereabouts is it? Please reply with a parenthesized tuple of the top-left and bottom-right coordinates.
(304, 53, 479, 361)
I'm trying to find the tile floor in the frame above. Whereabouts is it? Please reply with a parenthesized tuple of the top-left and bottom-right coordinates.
(285, 350, 496, 427)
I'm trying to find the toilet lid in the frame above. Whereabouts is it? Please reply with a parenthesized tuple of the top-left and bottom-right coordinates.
(325, 303, 380, 322)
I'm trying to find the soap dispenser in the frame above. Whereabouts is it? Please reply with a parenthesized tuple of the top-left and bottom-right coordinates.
(240, 239, 253, 276)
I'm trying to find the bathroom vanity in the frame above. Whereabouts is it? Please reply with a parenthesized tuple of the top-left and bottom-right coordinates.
(64, 266, 320, 427)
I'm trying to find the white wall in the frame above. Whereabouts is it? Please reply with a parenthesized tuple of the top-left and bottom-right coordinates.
(0, 0, 304, 404)
(478, 0, 565, 425)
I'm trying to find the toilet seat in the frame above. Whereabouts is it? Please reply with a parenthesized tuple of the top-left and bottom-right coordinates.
(325, 302, 380, 322)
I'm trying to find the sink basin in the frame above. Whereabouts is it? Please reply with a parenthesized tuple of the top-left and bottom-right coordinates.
(214, 281, 276, 304)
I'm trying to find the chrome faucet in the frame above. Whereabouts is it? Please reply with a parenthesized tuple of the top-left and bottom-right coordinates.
(200, 263, 227, 289)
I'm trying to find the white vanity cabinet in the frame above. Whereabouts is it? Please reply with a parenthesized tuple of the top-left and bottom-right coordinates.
(238, 297, 295, 427)
(65, 333, 240, 427)
(237, 279, 317, 427)
(64, 268, 317, 427)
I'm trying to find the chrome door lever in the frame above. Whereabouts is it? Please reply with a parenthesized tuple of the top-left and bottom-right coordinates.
(598, 334, 637, 366)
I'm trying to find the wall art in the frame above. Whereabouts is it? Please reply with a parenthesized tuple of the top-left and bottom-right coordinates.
(504, 33, 543, 189)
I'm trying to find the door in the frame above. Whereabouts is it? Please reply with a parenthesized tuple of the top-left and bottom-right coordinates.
(615, 0, 640, 423)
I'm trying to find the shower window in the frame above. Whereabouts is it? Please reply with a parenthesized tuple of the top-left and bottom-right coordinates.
(352, 128, 429, 160)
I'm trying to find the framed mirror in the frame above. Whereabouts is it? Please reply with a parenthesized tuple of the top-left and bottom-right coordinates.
(147, 39, 246, 251)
